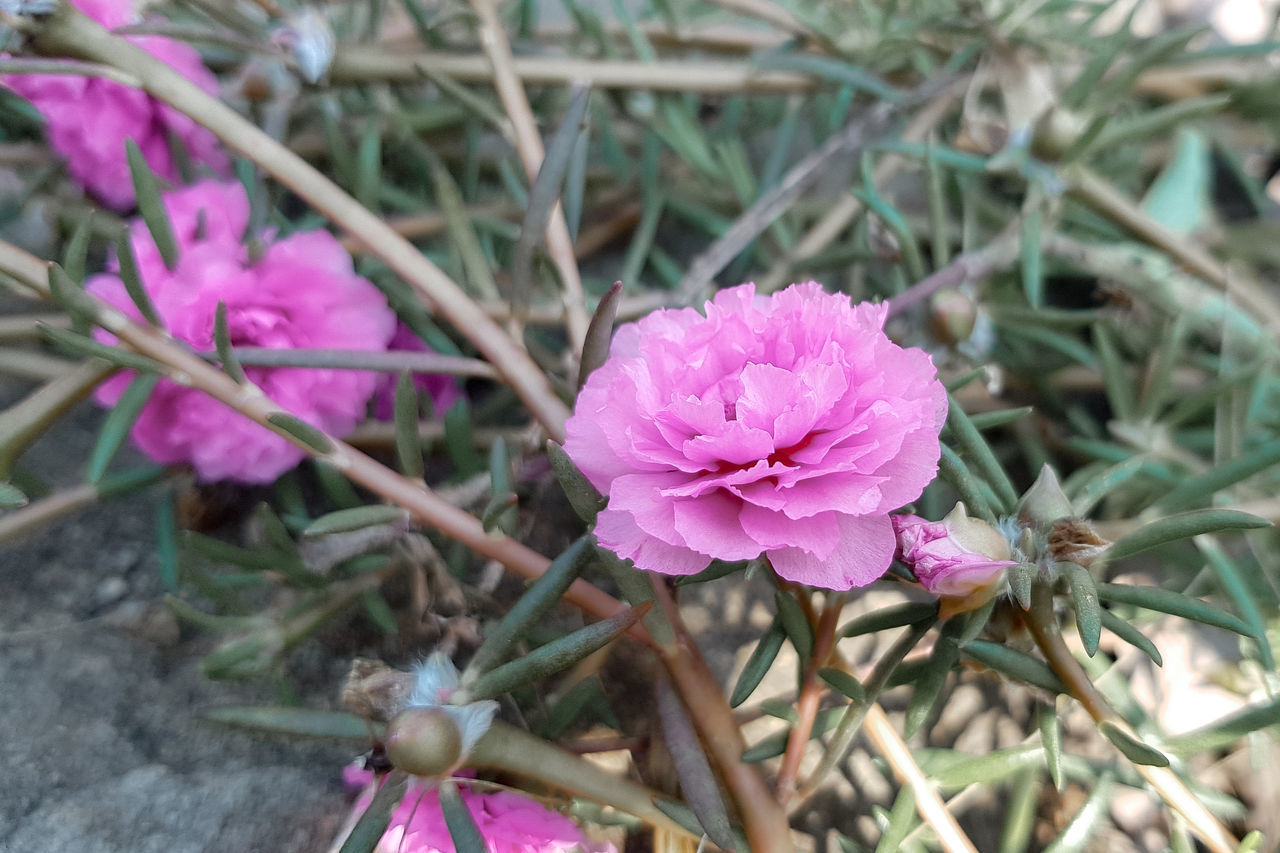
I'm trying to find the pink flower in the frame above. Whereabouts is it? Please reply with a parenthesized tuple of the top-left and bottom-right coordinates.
(86, 180, 397, 484)
(563, 282, 948, 589)
(892, 503, 1017, 598)
(3, 0, 228, 210)
(344, 770, 616, 853)
(373, 324, 464, 420)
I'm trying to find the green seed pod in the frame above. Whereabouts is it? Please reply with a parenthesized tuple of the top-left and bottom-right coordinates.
(384, 707, 463, 776)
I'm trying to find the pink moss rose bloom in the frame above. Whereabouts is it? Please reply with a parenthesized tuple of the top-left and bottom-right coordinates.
(564, 282, 948, 589)
(344, 769, 616, 853)
(87, 180, 397, 484)
(892, 503, 1018, 599)
(3, 0, 228, 210)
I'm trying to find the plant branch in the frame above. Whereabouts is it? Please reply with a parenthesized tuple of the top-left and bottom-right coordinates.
(651, 579, 795, 851)
(885, 221, 1023, 318)
(194, 347, 499, 379)
(0, 239, 628, 639)
(1024, 582, 1239, 853)
(29, 5, 572, 441)
(775, 590, 843, 800)
(467, 0, 589, 355)
(328, 48, 818, 94)
(0, 358, 113, 478)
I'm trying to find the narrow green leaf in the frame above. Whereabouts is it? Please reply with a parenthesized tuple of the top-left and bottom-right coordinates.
(1060, 562, 1101, 655)
(462, 602, 650, 701)
(1155, 441, 1280, 512)
(266, 413, 334, 454)
(998, 767, 1040, 853)
(775, 589, 814, 665)
(929, 744, 1045, 789)
(1038, 701, 1063, 791)
(620, 191, 664, 286)
(353, 123, 382, 211)
(579, 281, 622, 392)
(439, 779, 487, 853)
(125, 139, 178, 270)
(1105, 509, 1271, 563)
(730, 615, 786, 707)
(819, 668, 867, 703)
(741, 708, 844, 762)
(938, 443, 996, 522)
(546, 440, 605, 524)
(1097, 582, 1254, 636)
(1021, 203, 1044, 308)
(968, 407, 1034, 431)
(46, 263, 95, 330)
(512, 84, 591, 305)
(185, 530, 280, 572)
(87, 372, 159, 483)
(423, 147, 501, 301)
(839, 601, 939, 637)
(40, 324, 165, 374)
(753, 52, 899, 101)
(875, 785, 917, 853)
(1198, 538, 1274, 669)
(467, 534, 593, 676)
(114, 233, 163, 327)
(1236, 831, 1264, 853)
(339, 774, 407, 853)
(213, 301, 246, 383)
(1160, 695, 1280, 755)
(443, 400, 484, 476)
(963, 641, 1069, 694)
(1009, 562, 1037, 610)
(946, 393, 1019, 513)
(201, 705, 372, 739)
(481, 492, 518, 533)
(485, 437, 516, 535)
(1098, 608, 1162, 666)
(302, 504, 401, 537)
(95, 465, 168, 499)
(392, 372, 423, 478)
(314, 461, 361, 509)
(1098, 720, 1169, 766)
(154, 492, 178, 592)
(657, 679, 738, 850)
(61, 211, 94, 285)
(925, 140, 950, 268)
(905, 619, 963, 738)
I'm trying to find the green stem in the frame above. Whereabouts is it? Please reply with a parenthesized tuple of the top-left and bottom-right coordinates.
(468, 721, 695, 839)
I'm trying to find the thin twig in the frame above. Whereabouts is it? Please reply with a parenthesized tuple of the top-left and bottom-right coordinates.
(0, 57, 142, 85)
(0, 347, 79, 382)
(194, 347, 499, 379)
(885, 220, 1023, 317)
(863, 703, 981, 853)
(30, 6, 572, 442)
(1024, 583, 1239, 853)
(328, 48, 819, 94)
(468, 0, 590, 355)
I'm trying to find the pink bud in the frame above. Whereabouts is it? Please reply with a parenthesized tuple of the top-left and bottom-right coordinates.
(893, 503, 1017, 603)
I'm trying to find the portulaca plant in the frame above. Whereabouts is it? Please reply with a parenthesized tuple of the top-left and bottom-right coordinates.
(0, 1, 1277, 852)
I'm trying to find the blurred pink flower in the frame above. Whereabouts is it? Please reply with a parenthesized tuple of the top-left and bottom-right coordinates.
(564, 282, 947, 589)
(3, 0, 228, 210)
(892, 504, 1017, 599)
(87, 180, 397, 484)
(344, 769, 616, 853)
(373, 324, 464, 420)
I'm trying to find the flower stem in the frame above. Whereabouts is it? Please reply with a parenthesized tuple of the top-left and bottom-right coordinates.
(775, 590, 843, 801)
(1024, 582, 1239, 853)
(651, 580, 795, 851)
(28, 5, 572, 442)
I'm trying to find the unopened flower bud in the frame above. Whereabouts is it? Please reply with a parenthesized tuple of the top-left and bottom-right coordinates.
(272, 8, 335, 84)
(929, 288, 978, 345)
(384, 707, 464, 776)
(1018, 465, 1074, 530)
(892, 503, 1017, 610)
